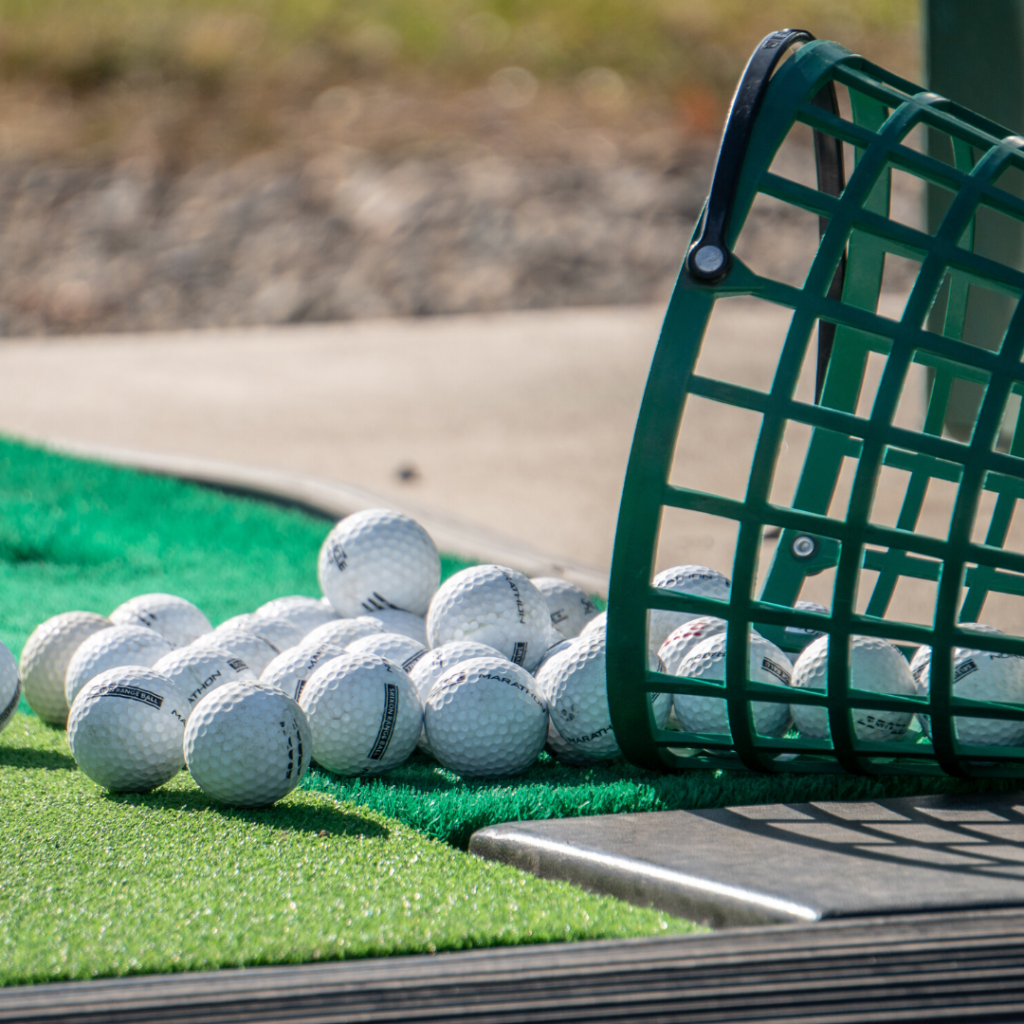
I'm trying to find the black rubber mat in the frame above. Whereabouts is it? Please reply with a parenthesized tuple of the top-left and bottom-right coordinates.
(6, 908, 1024, 1023)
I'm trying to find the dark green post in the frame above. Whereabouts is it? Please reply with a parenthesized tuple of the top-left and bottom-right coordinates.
(925, 0, 1024, 439)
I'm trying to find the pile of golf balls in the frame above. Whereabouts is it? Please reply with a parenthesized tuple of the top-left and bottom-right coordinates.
(15, 505, 1024, 806)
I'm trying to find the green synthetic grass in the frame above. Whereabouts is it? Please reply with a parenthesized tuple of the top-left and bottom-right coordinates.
(0, 714, 693, 986)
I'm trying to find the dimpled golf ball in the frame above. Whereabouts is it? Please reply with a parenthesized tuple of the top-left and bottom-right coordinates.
(658, 616, 727, 676)
(299, 652, 422, 776)
(153, 644, 255, 712)
(674, 632, 793, 738)
(19, 611, 111, 725)
(0, 642, 20, 736)
(581, 611, 606, 637)
(194, 627, 281, 677)
(65, 625, 175, 707)
(185, 681, 312, 807)
(424, 656, 547, 777)
(346, 632, 427, 674)
(540, 630, 670, 763)
(530, 577, 600, 640)
(68, 666, 189, 792)
(427, 564, 551, 673)
(110, 593, 212, 648)
(255, 596, 338, 638)
(648, 565, 730, 657)
(369, 608, 428, 645)
(318, 508, 441, 618)
(216, 613, 304, 653)
(784, 600, 829, 644)
(304, 616, 384, 649)
(791, 634, 916, 742)
(260, 638, 347, 701)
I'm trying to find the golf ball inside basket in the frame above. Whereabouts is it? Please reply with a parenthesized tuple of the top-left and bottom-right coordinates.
(68, 666, 190, 792)
(260, 638, 347, 701)
(300, 652, 422, 776)
(347, 632, 428, 674)
(195, 627, 281, 678)
(648, 566, 730, 657)
(674, 631, 793, 738)
(255, 595, 338, 638)
(424, 656, 547, 777)
(185, 681, 312, 807)
(0, 642, 19, 737)
(427, 564, 551, 673)
(19, 611, 111, 725)
(318, 508, 441, 618)
(658, 616, 727, 676)
(65, 625, 175, 707)
(153, 644, 256, 711)
(791, 634, 916, 742)
(530, 577, 600, 639)
(110, 593, 212, 648)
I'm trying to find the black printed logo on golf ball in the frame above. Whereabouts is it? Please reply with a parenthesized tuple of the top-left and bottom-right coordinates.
(401, 649, 427, 672)
(511, 641, 528, 666)
(227, 658, 247, 673)
(104, 685, 164, 710)
(761, 658, 792, 686)
(0, 684, 19, 729)
(368, 682, 400, 760)
(361, 591, 400, 613)
(329, 539, 348, 572)
(954, 659, 979, 683)
(188, 669, 223, 705)
(503, 575, 526, 624)
(551, 610, 569, 626)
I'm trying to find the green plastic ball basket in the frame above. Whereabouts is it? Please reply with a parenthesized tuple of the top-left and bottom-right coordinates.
(607, 29, 1024, 779)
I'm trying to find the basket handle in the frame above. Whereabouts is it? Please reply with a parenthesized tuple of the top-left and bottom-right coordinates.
(687, 29, 846, 398)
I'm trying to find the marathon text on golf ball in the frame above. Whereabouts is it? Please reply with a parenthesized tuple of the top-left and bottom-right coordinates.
(368, 682, 400, 761)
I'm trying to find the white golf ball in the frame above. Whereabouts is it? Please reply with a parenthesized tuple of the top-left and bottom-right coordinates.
(19, 611, 111, 725)
(0, 641, 20, 736)
(110, 593, 212, 648)
(260, 638, 347, 702)
(581, 611, 606, 637)
(791, 635, 916, 742)
(304, 616, 384, 649)
(427, 564, 551, 673)
(346, 632, 428, 674)
(193, 627, 281, 677)
(648, 565, 730, 657)
(540, 630, 671, 763)
(65, 625, 175, 707)
(785, 600, 829, 644)
(153, 644, 256, 712)
(530, 577, 600, 639)
(424, 656, 547, 777)
(673, 631, 793, 738)
(299, 652, 422, 776)
(215, 613, 304, 653)
(184, 681, 312, 807)
(318, 508, 441, 618)
(68, 666, 189, 792)
(255, 595, 338, 638)
(658, 616, 727, 676)
(369, 608, 428, 645)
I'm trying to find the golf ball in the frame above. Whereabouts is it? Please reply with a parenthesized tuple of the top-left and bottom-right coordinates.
(68, 666, 189, 792)
(673, 631, 793, 738)
(581, 611, 606, 637)
(260, 638, 347, 701)
(304, 616, 384, 649)
(215, 613, 304, 653)
(424, 656, 547, 777)
(427, 564, 551, 672)
(65, 625, 174, 707)
(153, 644, 256, 712)
(658, 616, 727, 676)
(0, 642, 19, 737)
(784, 600, 829, 644)
(318, 508, 441, 618)
(255, 595, 338, 638)
(369, 608, 428, 646)
(194, 627, 281, 677)
(19, 611, 111, 725)
(648, 565, 730, 657)
(540, 630, 670, 762)
(791, 635, 916, 742)
(110, 593, 212, 648)
(185, 681, 312, 807)
(299, 652, 422, 776)
(346, 632, 427, 674)
(530, 577, 600, 640)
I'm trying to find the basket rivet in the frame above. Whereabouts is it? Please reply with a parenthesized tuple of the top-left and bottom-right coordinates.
(693, 245, 726, 276)
(791, 534, 817, 558)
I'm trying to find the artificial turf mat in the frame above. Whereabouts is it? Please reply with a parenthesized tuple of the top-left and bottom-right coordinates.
(0, 715, 692, 986)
